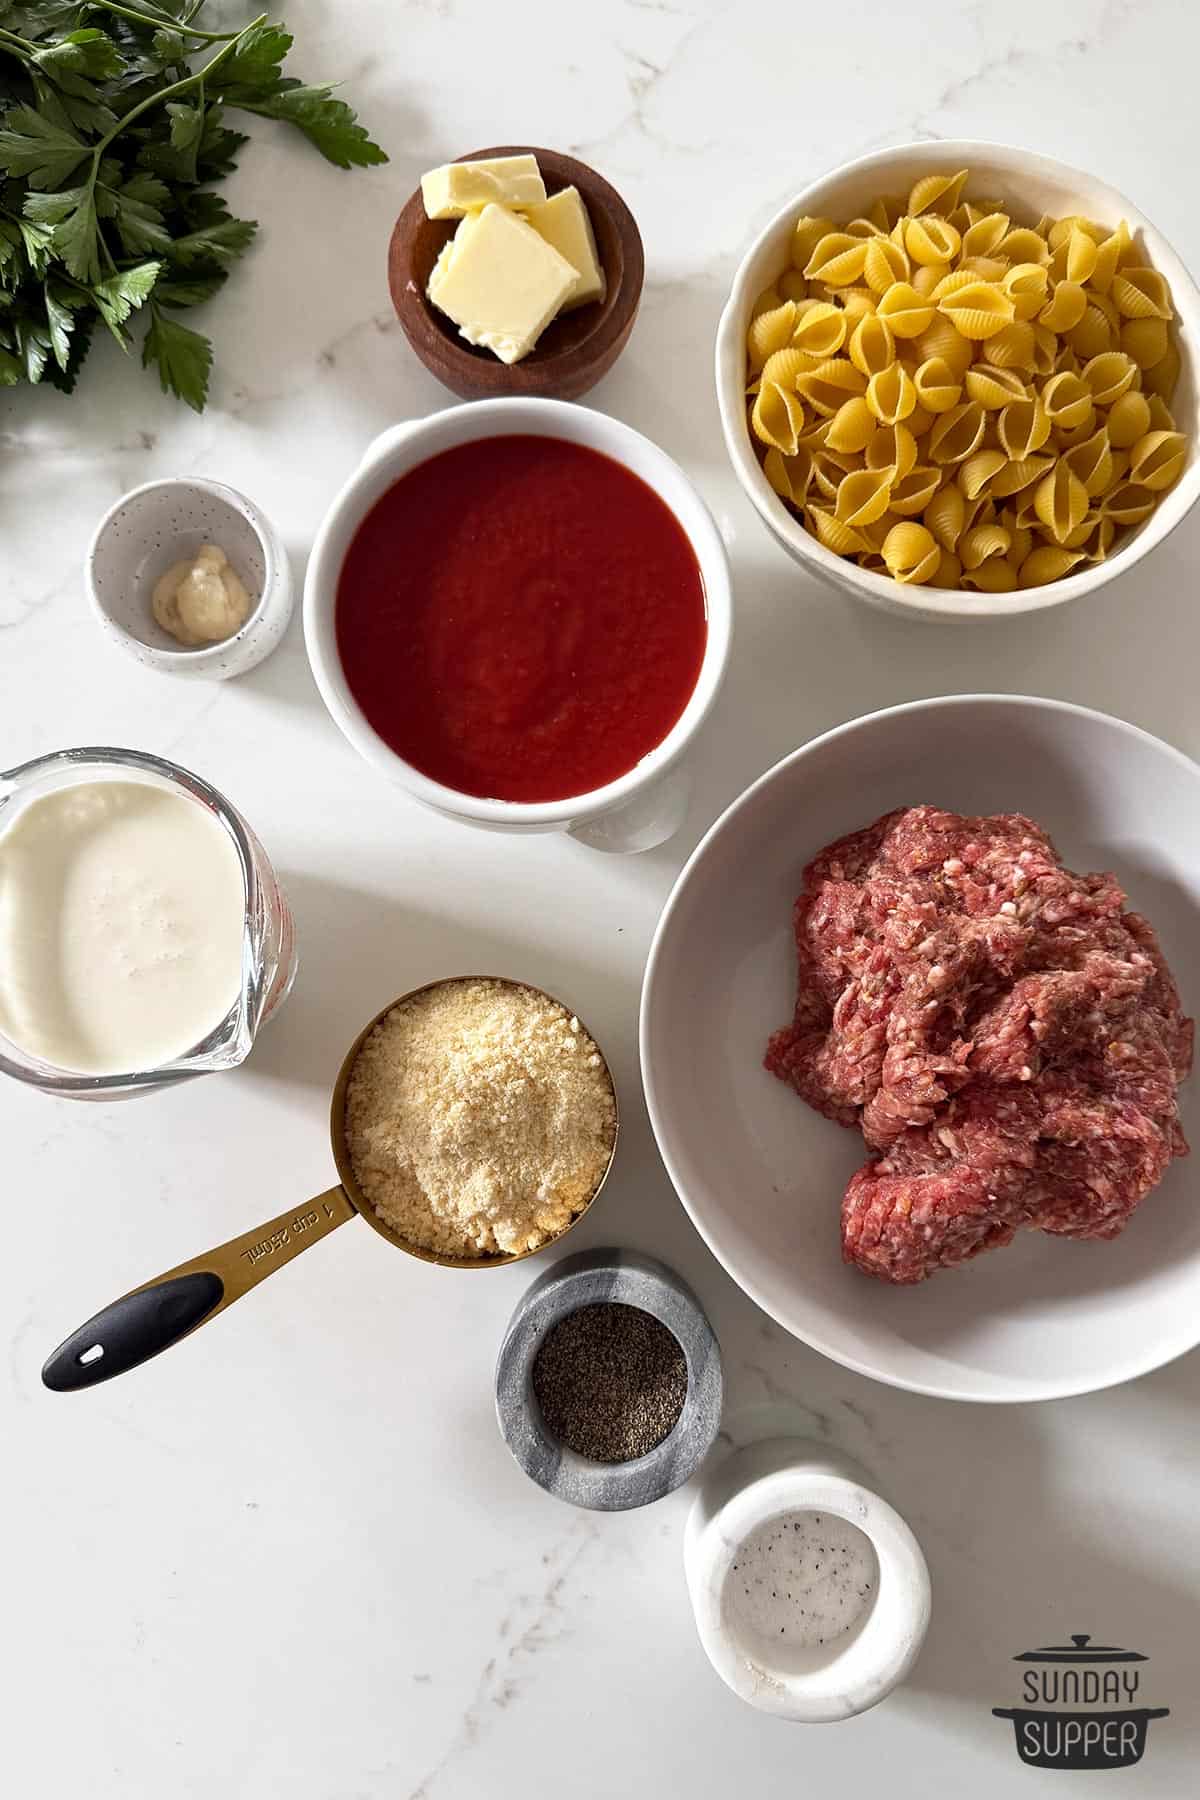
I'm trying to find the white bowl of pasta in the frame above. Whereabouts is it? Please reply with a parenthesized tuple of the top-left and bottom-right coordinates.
(715, 141, 1200, 621)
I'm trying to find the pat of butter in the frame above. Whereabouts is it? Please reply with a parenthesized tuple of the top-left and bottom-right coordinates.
(427, 203, 578, 364)
(523, 187, 606, 310)
(421, 155, 547, 220)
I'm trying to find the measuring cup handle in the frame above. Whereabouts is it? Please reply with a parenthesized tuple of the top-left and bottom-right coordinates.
(41, 1187, 355, 1391)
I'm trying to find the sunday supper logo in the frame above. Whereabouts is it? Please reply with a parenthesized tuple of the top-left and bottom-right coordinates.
(992, 1634, 1169, 1771)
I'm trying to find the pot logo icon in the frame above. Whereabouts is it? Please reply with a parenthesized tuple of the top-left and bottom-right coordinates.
(992, 1633, 1169, 1771)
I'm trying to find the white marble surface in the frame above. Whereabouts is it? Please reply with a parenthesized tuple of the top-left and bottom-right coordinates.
(4, 1, 1200, 1793)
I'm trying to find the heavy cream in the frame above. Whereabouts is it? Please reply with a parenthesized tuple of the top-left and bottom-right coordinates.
(0, 780, 245, 1075)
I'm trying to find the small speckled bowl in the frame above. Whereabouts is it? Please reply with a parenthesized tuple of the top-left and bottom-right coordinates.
(86, 477, 293, 679)
(495, 1247, 724, 1511)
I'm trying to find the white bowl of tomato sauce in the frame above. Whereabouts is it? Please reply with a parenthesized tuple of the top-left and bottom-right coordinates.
(303, 399, 732, 851)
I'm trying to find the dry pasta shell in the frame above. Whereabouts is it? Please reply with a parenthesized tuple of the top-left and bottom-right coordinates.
(1087, 515, 1118, 560)
(1065, 226, 1099, 285)
(1003, 516, 1035, 566)
(907, 170, 968, 216)
(792, 302, 849, 357)
(1034, 461, 1089, 542)
(866, 423, 918, 480)
(1110, 267, 1173, 320)
(1039, 281, 1087, 332)
(762, 447, 812, 505)
(1019, 545, 1087, 587)
(877, 282, 935, 339)
(985, 321, 1037, 371)
(845, 216, 887, 239)
(905, 215, 961, 267)
(882, 521, 940, 584)
(1053, 416, 1099, 452)
(913, 356, 962, 414)
(791, 216, 836, 272)
(991, 453, 1054, 498)
(914, 316, 974, 377)
(866, 361, 917, 425)
(1106, 390, 1152, 449)
(750, 284, 783, 322)
(825, 396, 878, 455)
(1063, 427, 1114, 498)
(957, 449, 1008, 501)
(1047, 214, 1105, 251)
(810, 450, 853, 500)
(965, 364, 1029, 409)
(864, 235, 910, 293)
(962, 558, 1018, 593)
(803, 233, 869, 287)
(835, 466, 894, 528)
(961, 213, 1010, 259)
(938, 281, 1015, 340)
(751, 382, 806, 454)
(1128, 429, 1187, 491)
(1068, 302, 1114, 361)
(777, 269, 809, 304)
(748, 301, 798, 371)
(906, 402, 934, 438)
(928, 400, 987, 464)
(1101, 480, 1157, 524)
(927, 548, 963, 587)
(1081, 351, 1137, 405)
(1120, 317, 1169, 370)
(1041, 371, 1094, 432)
(998, 228, 1050, 267)
(796, 359, 868, 415)
(1142, 340, 1180, 403)
(959, 522, 1011, 569)
(998, 396, 1051, 459)
(924, 482, 966, 551)
(1053, 511, 1104, 551)
(760, 347, 819, 390)
(1144, 397, 1176, 436)
(840, 287, 878, 322)
(849, 313, 897, 377)
(1031, 324, 1059, 375)
(1088, 220, 1130, 294)
(930, 267, 978, 302)
(888, 465, 943, 515)
(807, 505, 871, 557)
(959, 256, 1008, 282)
(910, 263, 944, 298)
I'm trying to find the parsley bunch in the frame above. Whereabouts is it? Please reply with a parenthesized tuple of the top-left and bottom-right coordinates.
(0, 0, 386, 409)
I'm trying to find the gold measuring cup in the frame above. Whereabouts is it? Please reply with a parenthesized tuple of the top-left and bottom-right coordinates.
(42, 978, 618, 1392)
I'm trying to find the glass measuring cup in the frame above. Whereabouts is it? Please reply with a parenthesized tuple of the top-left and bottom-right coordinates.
(42, 978, 619, 1390)
(0, 747, 296, 1099)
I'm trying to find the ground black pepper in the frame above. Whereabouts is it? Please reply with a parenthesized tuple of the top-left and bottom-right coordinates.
(531, 1302, 688, 1463)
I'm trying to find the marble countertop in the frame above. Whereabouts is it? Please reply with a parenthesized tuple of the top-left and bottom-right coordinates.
(5, 1, 1200, 1794)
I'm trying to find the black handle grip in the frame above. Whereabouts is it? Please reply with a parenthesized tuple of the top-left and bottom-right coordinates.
(42, 1271, 225, 1391)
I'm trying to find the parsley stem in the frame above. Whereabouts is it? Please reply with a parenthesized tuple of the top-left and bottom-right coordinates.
(85, 3, 242, 44)
(0, 25, 36, 55)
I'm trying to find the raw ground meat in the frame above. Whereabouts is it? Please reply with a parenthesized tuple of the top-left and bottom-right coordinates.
(765, 806, 1194, 1284)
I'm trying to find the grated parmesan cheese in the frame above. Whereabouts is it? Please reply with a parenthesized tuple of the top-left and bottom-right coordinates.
(344, 978, 616, 1258)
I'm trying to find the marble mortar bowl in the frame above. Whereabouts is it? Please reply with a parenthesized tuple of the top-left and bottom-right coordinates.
(86, 477, 293, 679)
(495, 1247, 723, 1511)
(684, 1437, 931, 1722)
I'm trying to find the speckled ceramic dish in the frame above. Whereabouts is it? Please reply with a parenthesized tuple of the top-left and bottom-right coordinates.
(86, 477, 292, 678)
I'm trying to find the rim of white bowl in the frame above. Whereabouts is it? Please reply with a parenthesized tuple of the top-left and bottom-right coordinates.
(86, 476, 277, 666)
(716, 139, 1200, 621)
(641, 692, 1200, 1402)
(303, 397, 734, 826)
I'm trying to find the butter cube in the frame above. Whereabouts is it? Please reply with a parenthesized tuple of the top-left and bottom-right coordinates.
(523, 187, 606, 310)
(427, 204, 579, 364)
(421, 155, 547, 220)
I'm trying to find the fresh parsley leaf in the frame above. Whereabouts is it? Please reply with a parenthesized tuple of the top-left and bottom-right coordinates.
(90, 254, 159, 340)
(43, 300, 93, 391)
(0, 344, 21, 385)
(227, 84, 389, 170)
(15, 310, 50, 381)
(32, 29, 123, 85)
(212, 22, 293, 93)
(141, 300, 210, 409)
(155, 266, 225, 306)
(0, 103, 91, 188)
(44, 272, 74, 366)
(169, 192, 255, 264)
(26, 176, 103, 281)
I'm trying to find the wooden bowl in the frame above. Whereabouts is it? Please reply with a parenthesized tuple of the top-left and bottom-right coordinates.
(388, 145, 644, 401)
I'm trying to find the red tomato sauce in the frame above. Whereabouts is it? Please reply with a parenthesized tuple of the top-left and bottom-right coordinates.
(335, 435, 708, 803)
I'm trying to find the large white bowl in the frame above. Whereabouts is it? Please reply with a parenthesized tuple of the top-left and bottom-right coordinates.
(641, 696, 1200, 1402)
(716, 141, 1200, 622)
